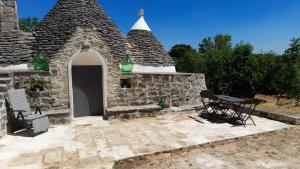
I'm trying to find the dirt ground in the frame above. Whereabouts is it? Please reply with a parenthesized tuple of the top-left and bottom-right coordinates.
(113, 126, 300, 169)
(256, 95, 300, 115)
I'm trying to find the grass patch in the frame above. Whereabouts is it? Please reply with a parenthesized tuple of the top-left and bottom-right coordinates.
(256, 95, 300, 115)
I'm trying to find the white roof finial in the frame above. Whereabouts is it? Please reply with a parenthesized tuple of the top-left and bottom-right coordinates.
(139, 9, 144, 17)
(130, 8, 151, 31)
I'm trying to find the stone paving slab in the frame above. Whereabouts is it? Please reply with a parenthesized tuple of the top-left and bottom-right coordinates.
(0, 113, 290, 169)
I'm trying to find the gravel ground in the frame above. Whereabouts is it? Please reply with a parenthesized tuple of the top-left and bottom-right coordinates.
(113, 126, 300, 169)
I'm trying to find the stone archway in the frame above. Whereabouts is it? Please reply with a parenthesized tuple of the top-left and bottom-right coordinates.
(68, 49, 108, 118)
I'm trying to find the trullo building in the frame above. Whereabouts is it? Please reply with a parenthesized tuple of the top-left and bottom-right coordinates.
(0, 0, 206, 134)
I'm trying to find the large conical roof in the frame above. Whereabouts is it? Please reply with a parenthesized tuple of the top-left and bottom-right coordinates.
(127, 11, 174, 67)
(34, 0, 127, 59)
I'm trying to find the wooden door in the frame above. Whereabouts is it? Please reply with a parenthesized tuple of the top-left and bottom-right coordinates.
(72, 66, 103, 117)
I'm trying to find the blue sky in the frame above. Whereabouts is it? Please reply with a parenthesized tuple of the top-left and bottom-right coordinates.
(17, 0, 300, 54)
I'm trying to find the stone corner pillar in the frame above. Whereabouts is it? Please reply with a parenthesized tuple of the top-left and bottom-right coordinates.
(0, 0, 19, 32)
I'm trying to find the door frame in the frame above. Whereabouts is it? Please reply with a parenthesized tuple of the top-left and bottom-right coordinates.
(68, 48, 108, 119)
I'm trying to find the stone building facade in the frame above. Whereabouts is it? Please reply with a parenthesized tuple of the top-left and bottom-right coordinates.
(0, 0, 206, 137)
(0, 0, 19, 32)
(0, 84, 7, 137)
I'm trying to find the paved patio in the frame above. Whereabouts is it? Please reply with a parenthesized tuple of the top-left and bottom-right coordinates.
(0, 112, 290, 169)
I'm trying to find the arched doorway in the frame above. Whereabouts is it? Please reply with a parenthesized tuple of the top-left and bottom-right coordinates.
(68, 49, 107, 118)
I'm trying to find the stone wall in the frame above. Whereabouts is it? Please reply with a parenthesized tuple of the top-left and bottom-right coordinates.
(0, 31, 34, 64)
(109, 73, 206, 108)
(0, 70, 70, 127)
(0, 0, 18, 32)
(0, 84, 7, 137)
(0, 68, 207, 130)
(9, 71, 56, 110)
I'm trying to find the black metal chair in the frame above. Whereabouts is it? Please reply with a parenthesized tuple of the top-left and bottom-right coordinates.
(200, 90, 228, 115)
(234, 99, 262, 126)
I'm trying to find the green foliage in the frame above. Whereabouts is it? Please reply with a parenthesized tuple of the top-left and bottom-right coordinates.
(198, 37, 214, 53)
(19, 17, 39, 32)
(169, 35, 300, 99)
(169, 44, 199, 73)
(282, 38, 300, 99)
(158, 98, 166, 110)
(214, 34, 232, 51)
(29, 78, 45, 91)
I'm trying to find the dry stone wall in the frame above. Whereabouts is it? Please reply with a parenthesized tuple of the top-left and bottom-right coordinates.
(110, 73, 206, 108)
(0, 0, 19, 32)
(0, 31, 34, 64)
(0, 68, 207, 133)
(0, 84, 7, 138)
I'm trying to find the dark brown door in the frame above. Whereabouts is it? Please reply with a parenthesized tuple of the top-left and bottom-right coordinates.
(72, 66, 103, 117)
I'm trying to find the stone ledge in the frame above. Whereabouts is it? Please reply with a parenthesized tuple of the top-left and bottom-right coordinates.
(107, 106, 161, 120)
(44, 109, 71, 125)
(107, 105, 160, 114)
(169, 104, 203, 113)
(0, 69, 49, 75)
(254, 109, 300, 125)
(121, 72, 198, 76)
(107, 104, 202, 120)
(44, 109, 70, 115)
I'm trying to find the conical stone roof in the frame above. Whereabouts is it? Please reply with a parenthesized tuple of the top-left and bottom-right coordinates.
(127, 13, 174, 67)
(34, 0, 127, 59)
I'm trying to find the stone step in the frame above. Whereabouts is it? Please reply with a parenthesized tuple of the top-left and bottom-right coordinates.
(0, 84, 8, 93)
(107, 104, 161, 114)
(0, 78, 11, 84)
(0, 72, 10, 78)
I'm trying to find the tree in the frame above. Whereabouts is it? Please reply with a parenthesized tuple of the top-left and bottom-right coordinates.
(229, 42, 257, 97)
(169, 35, 300, 100)
(234, 42, 253, 56)
(284, 37, 300, 62)
(198, 37, 214, 53)
(214, 34, 232, 51)
(255, 53, 279, 94)
(19, 17, 39, 32)
(169, 44, 199, 72)
(198, 34, 232, 53)
(169, 44, 195, 60)
(282, 37, 300, 101)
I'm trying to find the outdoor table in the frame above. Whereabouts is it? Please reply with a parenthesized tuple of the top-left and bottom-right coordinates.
(213, 95, 258, 126)
(215, 95, 246, 113)
(216, 95, 245, 104)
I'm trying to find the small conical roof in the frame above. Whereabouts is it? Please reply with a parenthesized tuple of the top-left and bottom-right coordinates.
(131, 9, 151, 31)
(131, 16, 151, 31)
(127, 9, 174, 67)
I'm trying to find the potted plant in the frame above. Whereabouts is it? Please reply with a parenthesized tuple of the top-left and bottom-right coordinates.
(28, 78, 45, 107)
(28, 78, 45, 99)
(158, 98, 166, 110)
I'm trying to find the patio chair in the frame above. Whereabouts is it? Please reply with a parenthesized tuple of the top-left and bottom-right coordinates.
(7, 89, 49, 135)
(200, 90, 227, 115)
(234, 99, 261, 126)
